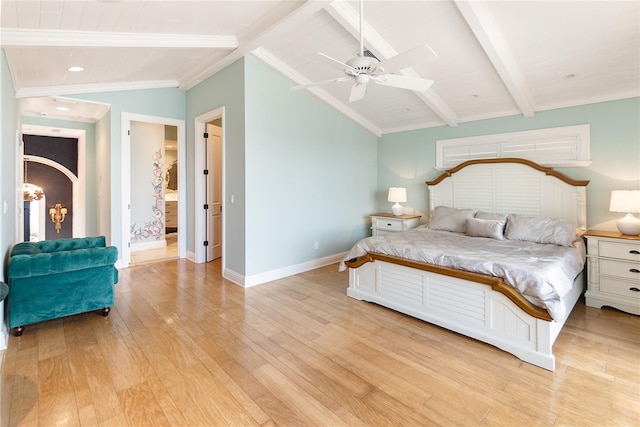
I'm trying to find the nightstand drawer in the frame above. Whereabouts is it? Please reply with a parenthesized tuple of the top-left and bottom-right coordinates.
(372, 217, 404, 231)
(600, 259, 640, 281)
(600, 276, 640, 300)
(599, 241, 640, 262)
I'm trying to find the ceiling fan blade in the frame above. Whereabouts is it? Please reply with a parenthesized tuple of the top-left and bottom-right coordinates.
(349, 83, 367, 102)
(317, 52, 356, 72)
(291, 76, 352, 90)
(375, 45, 437, 74)
(373, 74, 434, 92)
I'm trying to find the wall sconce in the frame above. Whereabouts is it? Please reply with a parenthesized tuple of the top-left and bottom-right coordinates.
(609, 190, 640, 235)
(49, 203, 68, 233)
(388, 187, 407, 216)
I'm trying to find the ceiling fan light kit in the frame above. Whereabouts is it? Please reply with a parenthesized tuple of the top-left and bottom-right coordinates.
(291, 0, 436, 103)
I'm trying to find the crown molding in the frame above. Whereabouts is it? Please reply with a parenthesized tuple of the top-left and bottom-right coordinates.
(15, 80, 180, 98)
(0, 28, 237, 49)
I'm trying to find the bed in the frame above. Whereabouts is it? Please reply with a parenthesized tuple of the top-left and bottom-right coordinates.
(341, 158, 589, 371)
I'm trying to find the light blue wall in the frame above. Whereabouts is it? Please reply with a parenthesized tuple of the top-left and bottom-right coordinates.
(95, 113, 111, 241)
(21, 116, 98, 235)
(186, 58, 246, 273)
(1, 50, 19, 261)
(378, 97, 640, 230)
(244, 55, 378, 276)
(0, 49, 19, 341)
(67, 88, 186, 255)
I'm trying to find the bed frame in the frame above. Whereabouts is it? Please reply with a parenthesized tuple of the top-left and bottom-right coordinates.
(345, 158, 589, 371)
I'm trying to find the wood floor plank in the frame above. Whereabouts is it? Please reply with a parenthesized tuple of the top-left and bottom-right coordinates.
(6, 347, 39, 426)
(116, 382, 171, 427)
(1, 259, 638, 426)
(252, 364, 348, 426)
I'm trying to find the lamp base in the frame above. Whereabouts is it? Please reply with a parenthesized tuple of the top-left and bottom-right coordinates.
(391, 203, 404, 216)
(617, 213, 640, 235)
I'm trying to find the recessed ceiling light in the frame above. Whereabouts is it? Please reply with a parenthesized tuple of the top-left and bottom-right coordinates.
(67, 66, 84, 72)
(56, 107, 69, 111)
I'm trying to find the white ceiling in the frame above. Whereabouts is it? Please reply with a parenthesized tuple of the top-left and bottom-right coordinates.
(2, 0, 638, 135)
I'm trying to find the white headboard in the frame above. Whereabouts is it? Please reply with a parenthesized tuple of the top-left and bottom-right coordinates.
(426, 158, 589, 230)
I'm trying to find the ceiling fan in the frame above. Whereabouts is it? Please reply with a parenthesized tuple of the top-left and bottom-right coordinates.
(291, 0, 437, 102)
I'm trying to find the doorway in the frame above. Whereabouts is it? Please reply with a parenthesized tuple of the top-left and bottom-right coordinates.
(195, 107, 225, 265)
(121, 113, 186, 267)
(19, 124, 86, 241)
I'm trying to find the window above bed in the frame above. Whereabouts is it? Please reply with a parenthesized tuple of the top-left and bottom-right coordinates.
(435, 124, 591, 170)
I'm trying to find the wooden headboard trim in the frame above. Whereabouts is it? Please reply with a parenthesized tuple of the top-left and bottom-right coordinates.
(425, 158, 590, 187)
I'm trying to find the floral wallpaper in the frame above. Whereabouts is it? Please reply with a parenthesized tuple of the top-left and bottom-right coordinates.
(131, 150, 164, 241)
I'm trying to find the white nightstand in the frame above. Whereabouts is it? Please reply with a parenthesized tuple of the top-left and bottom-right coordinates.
(370, 213, 421, 236)
(585, 230, 640, 315)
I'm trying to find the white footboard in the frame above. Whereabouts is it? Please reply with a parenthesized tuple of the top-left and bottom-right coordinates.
(348, 259, 584, 371)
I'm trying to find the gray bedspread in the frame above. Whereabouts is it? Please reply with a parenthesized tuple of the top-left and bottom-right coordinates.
(339, 226, 586, 320)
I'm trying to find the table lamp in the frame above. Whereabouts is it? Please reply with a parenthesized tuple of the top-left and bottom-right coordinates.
(609, 190, 640, 235)
(388, 187, 407, 216)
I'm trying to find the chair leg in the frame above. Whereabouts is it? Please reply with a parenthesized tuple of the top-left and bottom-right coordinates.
(13, 326, 24, 337)
(101, 307, 111, 317)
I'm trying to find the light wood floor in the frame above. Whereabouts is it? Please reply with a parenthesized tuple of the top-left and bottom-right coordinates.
(1, 259, 638, 427)
(130, 234, 178, 266)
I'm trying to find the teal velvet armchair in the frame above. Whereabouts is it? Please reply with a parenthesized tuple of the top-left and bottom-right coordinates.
(8, 236, 118, 336)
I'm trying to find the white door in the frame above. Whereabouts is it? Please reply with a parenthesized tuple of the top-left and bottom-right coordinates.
(206, 123, 222, 261)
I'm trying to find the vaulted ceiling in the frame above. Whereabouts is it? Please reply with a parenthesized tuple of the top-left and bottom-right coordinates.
(2, 0, 638, 135)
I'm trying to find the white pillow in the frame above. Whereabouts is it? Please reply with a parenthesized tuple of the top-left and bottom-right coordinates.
(427, 206, 477, 233)
(505, 214, 578, 247)
(466, 217, 506, 240)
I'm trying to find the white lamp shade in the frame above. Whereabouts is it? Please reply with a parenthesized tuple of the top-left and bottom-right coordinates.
(388, 187, 406, 216)
(388, 187, 407, 203)
(610, 190, 640, 235)
(609, 190, 640, 213)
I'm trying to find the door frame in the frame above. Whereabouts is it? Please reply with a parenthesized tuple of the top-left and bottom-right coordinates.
(18, 124, 86, 240)
(121, 113, 186, 267)
(194, 107, 225, 265)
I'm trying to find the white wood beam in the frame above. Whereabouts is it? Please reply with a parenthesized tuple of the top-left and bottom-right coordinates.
(325, 0, 459, 128)
(180, 0, 327, 90)
(252, 47, 381, 137)
(454, 0, 536, 117)
(0, 28, 237, 49)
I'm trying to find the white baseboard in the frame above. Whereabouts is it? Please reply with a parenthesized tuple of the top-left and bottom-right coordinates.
(131, 240, 167, 252)
(239, 252, 346, 288)
(223, 268, 245, 287)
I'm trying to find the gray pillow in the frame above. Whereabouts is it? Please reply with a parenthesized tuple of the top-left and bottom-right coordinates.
(475, 211, 508, 222)
(466, 217, 506, 240)
(505, 214, 578, 247)
(427, 206, 477, 233)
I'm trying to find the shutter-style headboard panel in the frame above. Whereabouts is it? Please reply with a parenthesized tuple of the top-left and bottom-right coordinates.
(426, 158, 589, 229)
